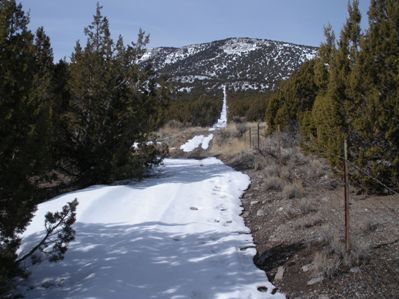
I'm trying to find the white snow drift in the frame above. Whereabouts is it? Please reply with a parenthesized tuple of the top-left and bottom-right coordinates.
(20, 158, 283, 299)
(180, 133, 214, 152)
(180, 85, 228, 153)
(212, 85, 228, 130)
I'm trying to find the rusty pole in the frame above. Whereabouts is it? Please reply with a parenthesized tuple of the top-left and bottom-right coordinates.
(249, 127, 252, 149)
(344, 139, 351, 252)
(277, 125, 281, 176)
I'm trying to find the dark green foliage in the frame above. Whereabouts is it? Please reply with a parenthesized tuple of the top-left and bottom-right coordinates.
(0, 1, 53, 295)
(16, 199, 78, 264)
(165, 89, 221, 127)
(228, 92, 269, 122)
(265, 59, 318, 133)
(1, 1, 168, 296)
(266, 0, 399, 193)
(62, 4, 167, 185)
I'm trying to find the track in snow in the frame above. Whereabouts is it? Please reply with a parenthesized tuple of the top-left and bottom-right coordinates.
(20, 158, 283, 299)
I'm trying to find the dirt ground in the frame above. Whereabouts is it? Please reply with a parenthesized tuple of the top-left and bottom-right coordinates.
(242, 165, 399, 299)
(159, 124, 399, 299)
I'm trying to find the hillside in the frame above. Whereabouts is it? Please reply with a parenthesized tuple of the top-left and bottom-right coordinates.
(140, 37, 317, 93)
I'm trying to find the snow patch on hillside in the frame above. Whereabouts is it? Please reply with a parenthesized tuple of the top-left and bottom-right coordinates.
(222, 39, 259, 55)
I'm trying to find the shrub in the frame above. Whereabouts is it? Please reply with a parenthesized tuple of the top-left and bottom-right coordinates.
(264, 176, 284, 191)
(282, 182, 305, 199)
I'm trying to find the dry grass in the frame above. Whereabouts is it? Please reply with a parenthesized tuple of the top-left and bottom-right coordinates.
(263, 165, 279, 177)
(282, 181, 305, 199)
(209, 137, 248, 156)
(312, 251, 341, 278)
(319, 227, 371, 272)
(298, 197, 317, 215)
(264, 176, 284, 191)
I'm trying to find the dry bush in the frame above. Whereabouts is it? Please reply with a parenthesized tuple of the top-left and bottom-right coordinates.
(253, 155, 268, 171)
(282, 204, 302, 220)
(280, 166, 291, 180)
(320, 228, 371, 271)
(164, 119, 183, 129)
(264, 176, 284, 191)
(282, 181, 305, 199)
(235, 122, 247, 137)
(312, 251, 341, 278)
(306, 158, 329, 180)
(362, 221, 379, 233)
(281, 147, 296, 164)
(298, 197, 317, 215)
(263, 164, 279, 177)
(210, 137, 248, 156)
(345, 239, 371, 266)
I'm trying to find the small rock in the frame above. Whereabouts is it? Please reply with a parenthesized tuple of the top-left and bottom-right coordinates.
(250, 200, 259, 206)
(302, 264, 312, 272)
(256, 209, 265, 217)
(274, 266, 285, 281)
(350, 267, 361, 273)
(271, 287, 278, 295)
(278, 207, 284, 211)
(190, 207, 198, 211)
(257, 286, 268, 292)
(318, 295, 329, 299)
(307, 276, 324, 285)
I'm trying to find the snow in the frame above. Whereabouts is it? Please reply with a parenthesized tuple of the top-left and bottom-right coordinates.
(212, 85, 228, 129)
(20, 158, 284, 299)
(180, 84, 228, 152)
(180, 134, 214, 152)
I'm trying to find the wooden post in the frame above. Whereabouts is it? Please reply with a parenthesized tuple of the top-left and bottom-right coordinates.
(277, 125, 281, 176)
(344, 139, 351, 252)
(257, 122, 260, 149)
(249, 128, 252, 149)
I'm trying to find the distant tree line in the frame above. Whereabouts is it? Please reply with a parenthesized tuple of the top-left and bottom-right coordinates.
(228, 91, 270, 122)
(266, 0, 399, 193)
(164, 89, 222, 127)
(0, 1, 167, 296)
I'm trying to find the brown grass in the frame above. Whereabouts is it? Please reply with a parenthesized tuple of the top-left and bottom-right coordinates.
(264, 176, 284, 191)
(282, 181, 305, 199)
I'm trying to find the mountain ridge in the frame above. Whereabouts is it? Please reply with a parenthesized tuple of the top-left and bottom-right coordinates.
(141, 37, 318, 93)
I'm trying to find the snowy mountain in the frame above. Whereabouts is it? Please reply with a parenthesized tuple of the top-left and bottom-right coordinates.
(141, 37, 318, 93)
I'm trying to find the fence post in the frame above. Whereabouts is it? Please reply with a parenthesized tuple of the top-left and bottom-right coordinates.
(257, 122, 260, 150)
(277, 125, 281, 176)
(249, 127, 252, 149)
(344, 139, 351, 252)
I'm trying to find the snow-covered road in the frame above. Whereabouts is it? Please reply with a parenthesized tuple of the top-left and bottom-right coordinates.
(20, 158, 283, 299)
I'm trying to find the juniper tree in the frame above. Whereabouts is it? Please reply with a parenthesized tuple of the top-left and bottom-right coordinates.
(65, 3, 167, 185)
(349, 0, 399, 191)
(0, 1, 78, 296)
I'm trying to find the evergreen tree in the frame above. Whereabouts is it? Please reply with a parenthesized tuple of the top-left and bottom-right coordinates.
(64, 3, 166, 185)
(0, 4, 44, 293)
(0, 2, 77, 296)
(349, 0, 399, 191)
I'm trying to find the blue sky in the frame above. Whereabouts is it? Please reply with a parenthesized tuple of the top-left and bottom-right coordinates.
(19, 0, 371, 61)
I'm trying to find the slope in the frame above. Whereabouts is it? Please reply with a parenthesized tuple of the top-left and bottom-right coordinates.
(141, 37, 317, 93)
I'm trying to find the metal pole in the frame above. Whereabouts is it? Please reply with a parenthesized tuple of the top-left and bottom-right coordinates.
(344, 139, 351, 252)
(249, 128, 252, 149)
(277, 125, 281, 176)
